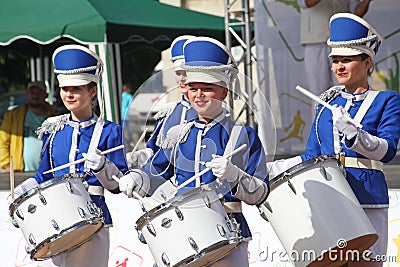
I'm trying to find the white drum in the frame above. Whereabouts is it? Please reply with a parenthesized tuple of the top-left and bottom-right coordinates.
(136, 183, 242, 267)
(260, 155, 377, 267)
(9, 174, 104, 260)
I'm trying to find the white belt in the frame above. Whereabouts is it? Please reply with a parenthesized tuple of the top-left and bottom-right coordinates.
(88, 186, 104, 196)
(223, 202, 242, 213)
(344, 157, 383, 171)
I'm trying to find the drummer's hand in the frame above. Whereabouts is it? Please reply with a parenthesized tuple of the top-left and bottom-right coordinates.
(126, 148, 153, 168)
(83, 149, 106, 171)
(7, 177, 38, 206)
(118, 170, 149, 198)
(207, 156, 240, 183)
(332, 105, 358, 139)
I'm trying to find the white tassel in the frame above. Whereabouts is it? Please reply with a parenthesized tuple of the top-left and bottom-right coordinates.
(153, 101, 178, 121)
(160, 121, 195, 149)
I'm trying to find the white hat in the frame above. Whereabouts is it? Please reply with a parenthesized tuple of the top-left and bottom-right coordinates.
(182, 36, 237, 88)
(327, 13, 382, 58)
(170, 35, 195, 71)
(52, 45, 103, 87)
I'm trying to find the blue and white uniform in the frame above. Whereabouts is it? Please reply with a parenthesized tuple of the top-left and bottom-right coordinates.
(301, 86, 400, 207)
(142, 112, 270, 239)
(33, 113, 128, 226)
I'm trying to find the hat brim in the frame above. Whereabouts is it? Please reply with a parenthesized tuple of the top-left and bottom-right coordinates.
(173, 59, 184, 71)
(57, 74, 98, 87)
(329, 47, 363, 57)
(185, 72, 227, 88)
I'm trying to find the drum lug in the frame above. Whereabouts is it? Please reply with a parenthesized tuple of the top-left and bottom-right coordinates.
(147, 223, 156, 236)
(28, 233, 36, 245)
(78, 207, 86, 218)
(188, 236, 199, 253)
(51, 218, 60, 230)
(286, 178, 297, 194)
(25, 243, 32, 253)
(66, 181, 73, 193)
(202, 194, 211, 208)
(161, 252, 170, 266)
(175, 207, 184, 221)
(319, 167, 328, 180)
(39, 193, 47, 205)
(263, 201, 273, 214)
(160, 189, 168, 201)
(140, 202, 147, 212)
(12, 219, 19, 228)
(135, 226, 147, 244)
(217, 224, 227, 237)
(16, 209, 24, 220)
(28, 204, 37, 214)
(226, 217, 240, 235)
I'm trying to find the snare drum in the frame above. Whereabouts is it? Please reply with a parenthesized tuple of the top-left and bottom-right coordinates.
(260, 155, 377, 267)
(136, 183, 242, 267)
(9, 174, 104, 260)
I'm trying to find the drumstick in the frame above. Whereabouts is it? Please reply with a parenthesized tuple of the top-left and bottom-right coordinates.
(111, 175, 152, 208)
(10, 156, 14, 201)
(170, 144, 247, 194)
(295, 85, 363, 128)
(130, 128, 148, 154)
(43, 145, 125, 174)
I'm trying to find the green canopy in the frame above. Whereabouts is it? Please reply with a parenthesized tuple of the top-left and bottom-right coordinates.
(0, 0, 228, 122)
(0, 0, 226, 45)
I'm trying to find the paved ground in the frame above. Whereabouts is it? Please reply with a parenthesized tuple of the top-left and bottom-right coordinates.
(0, 158, 399, 190)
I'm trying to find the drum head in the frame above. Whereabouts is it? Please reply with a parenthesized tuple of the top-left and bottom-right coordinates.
(31, 220, 103, 260)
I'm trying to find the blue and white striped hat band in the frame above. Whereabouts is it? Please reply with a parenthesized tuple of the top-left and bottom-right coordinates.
(53, 45, 103, 87)
(171, 35, 195, 71)
(182, 37, 237, 88)
(327, 13, 382, 58)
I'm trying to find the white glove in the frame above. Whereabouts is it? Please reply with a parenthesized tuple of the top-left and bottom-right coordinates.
(207, 155, 240, 183)
(7, 177, 38, 206)
(83, 149, 106, 171)
(332, 105, 358, 139)
(118, 170, 150, 198)
(126, 148, 153, 168)
(267, 156, 302, 180)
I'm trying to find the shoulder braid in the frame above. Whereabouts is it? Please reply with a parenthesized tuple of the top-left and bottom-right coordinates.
(36, 114, 69, 140)
(153, 101, 179, 121)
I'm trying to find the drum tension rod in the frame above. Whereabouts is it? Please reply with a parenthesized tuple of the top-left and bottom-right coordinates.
(283, 173, 297, 194)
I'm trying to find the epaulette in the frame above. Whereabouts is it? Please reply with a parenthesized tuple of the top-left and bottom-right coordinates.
(36, 114, 69, 140)
(313, 86, 343, 112)
(159, 121, 195, 149)
(153, 101, 179, 121)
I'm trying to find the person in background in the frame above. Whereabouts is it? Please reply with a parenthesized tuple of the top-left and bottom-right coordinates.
(126, 35, 197, 169)
(269, 13, 400, 266)
(0, 81, 54, 172)
(119, 36, 270, 267)
(8, 45, 129, 267)
(297, 0, 373, 96)
(121, 83, 134, 141)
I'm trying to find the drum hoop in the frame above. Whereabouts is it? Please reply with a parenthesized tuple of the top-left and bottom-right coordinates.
(269, 154, 339, 191)
(9, 174, 85, 216)
(30, 217, 104, 260)
(175, 238, 242, 267)
(136, 183, 219, 227)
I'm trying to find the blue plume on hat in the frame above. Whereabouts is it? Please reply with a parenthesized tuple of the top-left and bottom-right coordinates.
(53, 45, 103, 87)
(327, 13, 382, 57)
(171, 35, 195, 71)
